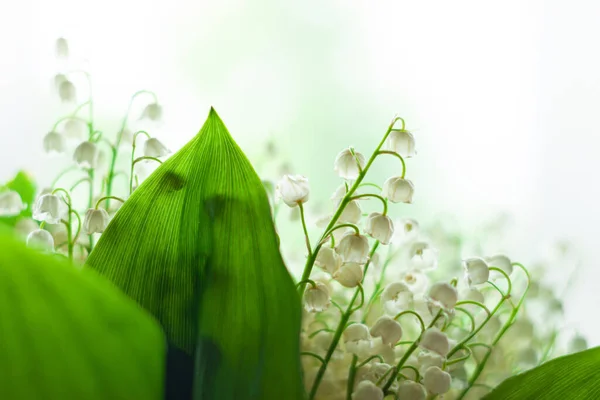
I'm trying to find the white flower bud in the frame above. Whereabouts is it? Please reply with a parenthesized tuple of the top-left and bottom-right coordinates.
(382, 176, 414, 203)
(381, 282, 413, 315)
(43, 131, 66, 154)
(334, 148, 365, 180)
(400, 270, 429, 294)
(83, 208, 110, 234)
(423, 366, 451, 394)
(428, 282, 458, 309)
(32, 194, 68, 224)
(26, 229, 54, 252)
(408, 241, 438, 271)
(352, 380, 383, 400)
(63, 119, 86, 142)
(276, 175, 310, 207)
(344, 323, 372, 356)
(336, 232, 370, 264)
(486, 254, 514, 278)
(364, 212, 394, 245)
(333, 262, 364, 288)
(55, 37, 69, 58)
(315, 246, 342, 274)
(0, 190, 25, 217)
(370, 316, 402, 345)
(386, 129, 416, 158)
(73, 141, 100, 169)
(58, 79, 77, 102)
(143, 137, 170, 158)
(464, 257, 490, 285)
(140, 102, 163, 120)
(396, 380, 426, 400)
(339, 200, 362, 224)
(419, 328, 449, 357)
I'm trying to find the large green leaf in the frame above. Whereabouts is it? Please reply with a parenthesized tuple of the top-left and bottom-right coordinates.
(0, 170, 37, 227)
(485, 346, 600, 399)
(86, 108, 304, 400)
(0, 229, 165, 399)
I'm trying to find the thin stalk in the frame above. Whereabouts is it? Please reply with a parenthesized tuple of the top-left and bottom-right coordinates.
(298, 203, 312, 256)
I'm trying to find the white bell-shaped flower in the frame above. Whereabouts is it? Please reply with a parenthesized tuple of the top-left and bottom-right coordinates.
(370, 316, 402, 346)
(417, 351, 444, 373)
(334, 148, 365, 180)
(58, 79, 77, 102)
(419, 328, 450, 357)
(339, 200, 362, 224)
(141, 102, 163, 121)
(276, 175, 310, 207)
(333, 262, 364, 288)
(304, 282, 330, 311)
(391, 218, 419, 244)
(55, 37, 69, 58)
(54, 73, 67, 89)
(381, 282, 413, 315)
(428, 282, 458, 309)
(408, 241, 438, 271)
(486, 254, 514, 278)
(364, 212, 394, 245)
(63, 119, 86, 142)
(362, 362, 393, 384)
(43, 131, 66, 154)
(14, 218, 39, 238)
(83, 208, 110, 234)
(32, 194, 68, 224)
(73, 141, 100, 169)
(396, 380, 427, 400)
(26, 229, 54, 252)
(336, 232, 370, 264)
(422, 366, 451, 395)
(352, 380, 383, 400)
(330, 184, 348, 204)
(400, 270, 430, 295)
(382, 176, 414, 203)
(386, 129, 416, 158)
(344, 323, 372, 357)
(0, 190, 25, 217)
(461, 287, 485, 304)
(315, 246, 342, 274)
(143, 138, 170, 158)
(464, 257, 490, 285)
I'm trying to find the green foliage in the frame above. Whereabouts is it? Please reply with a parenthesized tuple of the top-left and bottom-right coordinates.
(485, 346, 600, 399)
(0, 228, 165, 399)
(0, 170, 37, 227)
(86, 108, 304, 399)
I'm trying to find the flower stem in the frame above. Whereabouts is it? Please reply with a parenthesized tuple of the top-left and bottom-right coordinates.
(298, 203, 312, 257)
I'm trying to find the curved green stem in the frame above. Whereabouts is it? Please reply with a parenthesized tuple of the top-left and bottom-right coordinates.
(350, 283, 365, 313)
(69, 177, 92, 192)
(446, 346, 472, 366)
(376, 150, 407, 179)
(301, 352, 326, 365)
(296, 279, 317, 290)
(51, 188, 72, 206)
(51, 115, 89, 131)
(358, 182, 383, 191)
(394, 310, 426, 333)
(356, 355, 385, 368)
(322, 223, 361, 242)
(456, 300, 491, 316)
(454, 307, 476, 333)
(349, 193, 388, 215)
(308, 328, 335, 339)
(94, 196, 125, 210)
(71, 210, 82, 244)
(399, 365, 420, 381)
(489, 267, 512, 295)
(298, 203, 312, 257)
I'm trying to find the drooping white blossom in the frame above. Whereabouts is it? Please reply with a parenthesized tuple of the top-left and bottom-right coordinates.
(143, 138, 170, 158)
(26, 229, 54, 252)
(55, 37, 69, 58)
(464, 257, 490, 285)
(141, 102, 163, 121)
(364, 212, 394, 245)
(381, 282, 414, 315)
(63, 119, 86, 142)
(83, 208, 110, 234)
(399, 270, 430, 295)
(417, 351, 444, 373)
(369, 316, 402, 346)
(0, 190, 25, 217)
(314, 246, 343, 274)
(333, 262, 364, 288)
(32, 194, 68, 224)
(276, 175, 310, 207)
(461, 287, 485, 304)
(343, 323, 372, 357)
(382, 176, 414, 203)
(408, 241, 438, 271)
(73, 141, 100, 169)
(386, 129, 416, 158)
(14, 218, 39, 238)
(396, 380, 427, 400)
(419, 328, 450, 357)
(352, 380, 383, 400)
(391, 218, 420, 244)
(486, 254, 514, 278)
(428, 282, 458, 309)
(304, 282, 330, 312)
(58, 79, 77, 102)
(334, 148, 365, 180)
(43, 131, 66, 154)
(339, 200, 362, 224)
(422, 366, 451, 395)
(336, 232, 370, 264)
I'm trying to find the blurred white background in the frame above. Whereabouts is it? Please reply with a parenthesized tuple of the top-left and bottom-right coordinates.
(1, 0, 598, 343)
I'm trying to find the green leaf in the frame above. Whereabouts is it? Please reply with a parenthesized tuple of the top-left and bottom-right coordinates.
(0, 228, 165, 399)
(86, 108, 304, 400)
(484, 347, 600, 399)
(0, 170, 37, 227)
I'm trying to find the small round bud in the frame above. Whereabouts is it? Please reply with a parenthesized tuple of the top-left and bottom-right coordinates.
(55, 37, 69, 58)
(73, 141, 100, 169)
(140, 102, 163, 121)
(83, 208, 110, 234)
(339, 200, 362, 224)
(43, 131, 66, 154)
(143, 137, 170, 158)
(382, 177, 414, 203)
(276, 175, 310, 207)
(314, 246, 342, 274)
(419, 328, 450, 357)
(334, 148, 365, 180)
(58, 80, 77, 102)
(336, 232, 370, 264)
(370, 316, 402, 346)
(352, 380, 383, 400)
(333, 262, 364, 288)
(386, 129, 416, 158)
(32, 194, 68, 224)
(428, 282, 458, 309)
(464, 257, 490, 285)
(26, 229, 54, 252)
(0, 190, 25, 217)
(423, 366, 451, 394)
(396, 380, 427, 400)
(364, 212, 394, 245)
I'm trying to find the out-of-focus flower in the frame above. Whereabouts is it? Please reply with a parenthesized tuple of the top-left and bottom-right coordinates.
(336, 232, 370, 264)
(464, 257, 490, 286)
(486, 254, 514, 278)
(315, 246, 343, 274)
(396, 380, 427, 400)
(140, 102, 163, 121)
(304, 282, 330, 312)
(400, 270, 430, 294)
(339, 200, 362, 224)
(334, 148, 365, 180)
(143, 137, 170, 158)
(420, 328, 450, 357)
(58, 80, 77, 102)
(370, 316, 402, 346)
(63, 119, 86, 142)
(382, 177, 414, 203)
(364, 212, 394, 244)
(352, 380, 383, 400)
(14, 218, 39, 238)
(55, 37, 69, 58)
(32, 194, 68, 224)
(428, 282, 458, 309)
(43, 131, 66, 154)
(333, 262, 364, 288)
(381, 282, 414, 315)
(386, 129, 416, 158)
(391, 218, 419, 244)
(343, 324, 372, 357)
(408, 241, 438, 271)
(26, 229, 54, 252)
(83, 208, 110, 234)
(422, 366, 451, 395)
(73, 141, 100, 169)
(0, 191, 25, 217)
(417, 351, 444, 373)
(276, 175, 310, 207)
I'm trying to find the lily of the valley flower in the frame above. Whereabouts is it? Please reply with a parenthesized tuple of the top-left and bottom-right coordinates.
(419, 328, 450, 357)
(381, 282, 414, 315)
(428, 282, 458, 309)
(63, 119, 86, 142)
(364, 212, 394, 244)
(399, 270, 430, 294)
(396, 380, 427, 400)
(314, 246, 342, 274)
(333, 262, 364, 288)
(382, 176, 414, 203)
(422, 366, 451, 395)
(0, 190, 25, 217)
(386, 129, 416, 158)
(140, 102, 163, 121)
(83, 208, 110, 234)
(55, 37, 69, 58)
(408, 241, 438, 271)
(304, 282, 330, 312)
(58, 79, 77, 102)
(32, 194, 67, 224)
(339, 200, 362, 224)
(464, 257, 490, 285)
(143, 138, 170, 158)
(486, 254, 514, 278)
(343, 323, 372, 357)
(26, 229, 54, 252)
(73, 141, 100, 169)
(43, 131, 65, 154)
(352, 380, 383, 400)
(336, 232, 370, 264)
(276, 175, 310, 207)
(392, 218, 419, 244)
(334, 148, 365, 180)
(370, 316, 403, 346)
